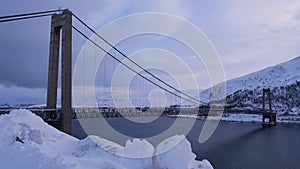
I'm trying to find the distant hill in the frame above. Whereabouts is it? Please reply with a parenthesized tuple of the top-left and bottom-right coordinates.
(201, 56, 300, 115)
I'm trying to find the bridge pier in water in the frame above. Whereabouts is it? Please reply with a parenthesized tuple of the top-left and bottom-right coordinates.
(46, 10, 72, 134)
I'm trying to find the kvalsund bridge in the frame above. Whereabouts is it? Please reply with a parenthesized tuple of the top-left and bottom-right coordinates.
(0, 9, 276, 134)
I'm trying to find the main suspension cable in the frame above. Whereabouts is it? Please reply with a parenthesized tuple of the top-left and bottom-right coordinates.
(72, 26, 201, 105)
(0, 13, 53, 23)
(72, 13, 206, 105)
(0, 9, 63, 20)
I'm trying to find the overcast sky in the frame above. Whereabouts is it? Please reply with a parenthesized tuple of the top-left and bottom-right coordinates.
(1, 0, 300, 105)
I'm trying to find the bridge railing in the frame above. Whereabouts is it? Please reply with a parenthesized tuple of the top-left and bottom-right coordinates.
(0, 107, 277, 120)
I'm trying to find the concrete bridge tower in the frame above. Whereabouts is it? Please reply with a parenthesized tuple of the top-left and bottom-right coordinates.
(46, 9, 72, 134)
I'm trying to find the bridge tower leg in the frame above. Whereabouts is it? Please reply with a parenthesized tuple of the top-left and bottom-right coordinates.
(46, 10, 72, 134)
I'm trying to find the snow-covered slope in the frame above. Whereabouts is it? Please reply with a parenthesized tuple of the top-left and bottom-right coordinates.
(0, 109, 213, 169)
(199, 56, 300, 114)
(201, 56, 300, 96)
(201, 56, 300, 101)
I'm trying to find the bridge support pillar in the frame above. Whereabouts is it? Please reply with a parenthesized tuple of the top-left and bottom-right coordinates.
(262, 88, 276, 126)
(47, 14, 60, 111)
(46, 10, 72, 134)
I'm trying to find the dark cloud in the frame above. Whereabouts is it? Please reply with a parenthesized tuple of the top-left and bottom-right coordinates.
(0, 17, 50, 88)
(0, 0, 129, 89)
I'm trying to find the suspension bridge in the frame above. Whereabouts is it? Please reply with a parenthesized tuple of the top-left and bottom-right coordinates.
(0, 9, 276, 134)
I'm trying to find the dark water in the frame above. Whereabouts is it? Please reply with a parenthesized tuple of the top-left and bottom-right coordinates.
(72, 117, 300, 169)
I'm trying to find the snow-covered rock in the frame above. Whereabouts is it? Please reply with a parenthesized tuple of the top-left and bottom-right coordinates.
(0, 109, 213, 169)
(153, 135, 210, 169)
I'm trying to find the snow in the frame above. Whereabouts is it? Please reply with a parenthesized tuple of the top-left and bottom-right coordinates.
(201, 56, 300, 101)
(0, 109, 213, 169)
(211, 114, 262, 123)
(153, 135, 212, 169)
(170, 113, 300, 124)
(169, 114, 261, 123)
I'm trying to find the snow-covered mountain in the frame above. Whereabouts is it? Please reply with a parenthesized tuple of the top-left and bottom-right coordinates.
(201, 56, 300, 114)
(0, 103, 11, 108)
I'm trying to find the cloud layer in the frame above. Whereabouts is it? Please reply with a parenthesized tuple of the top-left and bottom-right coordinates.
(1, 0, 300, 103)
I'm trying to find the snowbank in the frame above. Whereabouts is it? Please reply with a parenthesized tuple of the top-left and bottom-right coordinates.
(0, 109, 213, 169)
